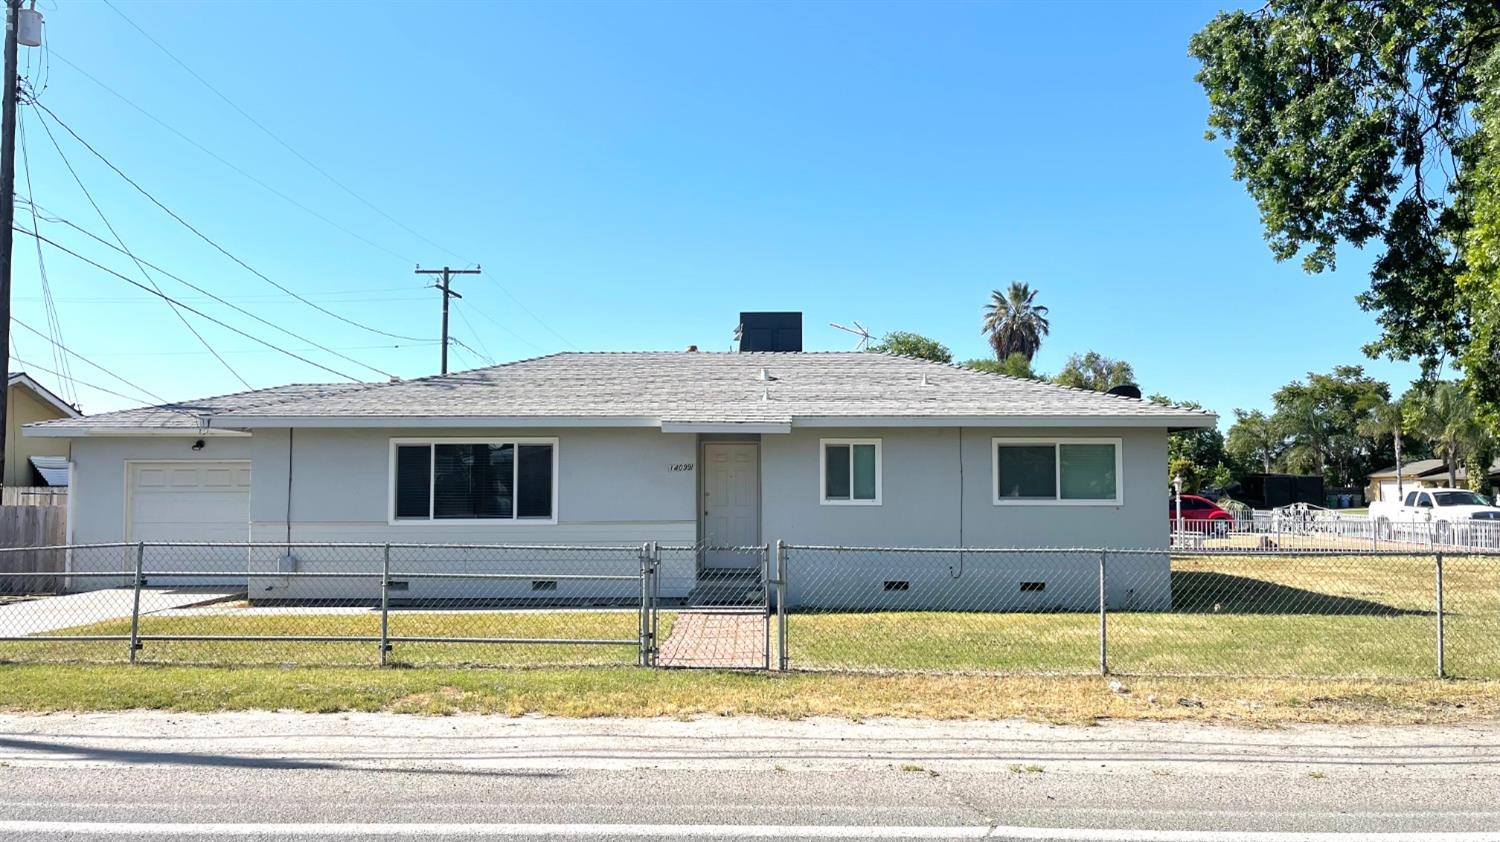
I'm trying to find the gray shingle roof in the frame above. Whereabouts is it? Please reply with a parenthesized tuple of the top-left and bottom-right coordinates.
(208, 352, 1215, 427)
(29, 383, 373, 431)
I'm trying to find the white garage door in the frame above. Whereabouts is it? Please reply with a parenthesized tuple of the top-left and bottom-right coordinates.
(127, 461, 250, 584)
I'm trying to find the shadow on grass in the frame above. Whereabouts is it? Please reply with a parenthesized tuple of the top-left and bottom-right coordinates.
(1171, 571, 1430, 616)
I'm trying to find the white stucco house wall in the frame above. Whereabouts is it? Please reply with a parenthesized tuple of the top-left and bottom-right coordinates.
(25, 351, 1215, 609)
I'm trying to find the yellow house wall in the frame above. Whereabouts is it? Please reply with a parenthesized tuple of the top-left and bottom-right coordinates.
(4, 384, 72, 486)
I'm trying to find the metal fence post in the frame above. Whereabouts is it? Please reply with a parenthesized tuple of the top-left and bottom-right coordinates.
(1435, 551, 1445, 679)
(638, 543, 649, 667)
(761, 544, 771, 671)
(776, 540, 788, 671)
(650, 542, 661, 668)
(1098, 549, 1108, 676)
(128, 541, 144, 664)
(379, 544, 391, 667)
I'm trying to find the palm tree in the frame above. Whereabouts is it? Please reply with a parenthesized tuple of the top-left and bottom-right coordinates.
(1226, 409, 1282, 473)
(1356, 397, 1406, 499)
(981, 283, 1050, 361)
(1407, 382, 1480, 487)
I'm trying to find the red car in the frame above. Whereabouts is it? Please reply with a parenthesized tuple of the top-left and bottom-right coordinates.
(1170, 494, 1234, 534)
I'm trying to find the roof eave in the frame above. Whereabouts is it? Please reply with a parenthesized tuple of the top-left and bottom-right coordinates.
(206, 412, 1216, 431)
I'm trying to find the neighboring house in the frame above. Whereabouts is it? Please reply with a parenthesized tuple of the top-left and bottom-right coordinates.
(5, 372, 79, 488)
(1368, 458, 1500, 503)
(26, 342, 1214, 609)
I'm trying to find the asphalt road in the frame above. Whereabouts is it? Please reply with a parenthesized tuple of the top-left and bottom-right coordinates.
(1, 713, 1499, 841)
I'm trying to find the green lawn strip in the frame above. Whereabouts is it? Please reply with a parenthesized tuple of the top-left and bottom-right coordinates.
(0, 610, 667, 668)
(2, 664, 1498, 725)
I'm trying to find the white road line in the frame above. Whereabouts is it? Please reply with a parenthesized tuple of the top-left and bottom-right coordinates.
(0, 823, 1498, 840)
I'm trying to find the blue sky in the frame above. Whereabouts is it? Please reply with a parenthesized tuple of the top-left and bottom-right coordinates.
(10, 0, 1422, 423)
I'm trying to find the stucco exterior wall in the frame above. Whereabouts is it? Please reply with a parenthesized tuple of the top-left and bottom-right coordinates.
(760, 426, 1170, 609)
(245, 427, 699, 600)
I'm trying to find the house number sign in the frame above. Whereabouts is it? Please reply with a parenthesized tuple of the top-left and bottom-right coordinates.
(670, 463, 695, 472)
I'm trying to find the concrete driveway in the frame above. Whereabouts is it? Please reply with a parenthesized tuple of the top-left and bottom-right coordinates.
(0, 589, 241, 636)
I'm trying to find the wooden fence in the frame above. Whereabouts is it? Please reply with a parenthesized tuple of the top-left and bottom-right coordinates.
(0, 486, 67, 507)
(0, 505, 67, 593)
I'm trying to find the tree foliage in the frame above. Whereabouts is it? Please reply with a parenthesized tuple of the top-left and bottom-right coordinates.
(1191, 1, 1500, 386)
(981, 283, 1050, 361)
(963, 353, 1038, 380)
(869, 331, 953, 363)
(1150, 395, 1234, 492)
(1053, 351, 1135, 392)
(1225, 409, 1283, 474)
(1404, 380, 1488, 486)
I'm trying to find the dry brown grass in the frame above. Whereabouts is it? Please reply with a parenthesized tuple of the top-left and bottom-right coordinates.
(1, 664, 1496, 726)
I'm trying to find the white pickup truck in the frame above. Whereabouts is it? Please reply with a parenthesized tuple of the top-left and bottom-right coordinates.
(1368, 487, 1500, 543)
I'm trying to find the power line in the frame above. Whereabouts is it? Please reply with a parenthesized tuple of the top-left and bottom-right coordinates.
(16, 112, 76, 404)
(101, 0, 471, 265)
(11, 316, 167, 403)
(10, 353, 154, 408)
(27, 99, 433, 343)
(47, 49, 417, 265)
(13, 201, 400, 380)
(491, 277, 578, 349)
(19, 227, 367, 382)
(27, 99, 253, 389)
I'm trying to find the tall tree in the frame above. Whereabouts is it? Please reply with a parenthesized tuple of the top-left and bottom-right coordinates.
(1268, 366, 1391, 487)
(1226, 409, 1283, 474)
(869, 331, 952, 363)
(1405, 381, 1483, 487)
(1191, 3, 1500, 392)
(981, 283, 1050, 361)
(1355, 396, 1409, 497)
(1053, 351, 1134, 392)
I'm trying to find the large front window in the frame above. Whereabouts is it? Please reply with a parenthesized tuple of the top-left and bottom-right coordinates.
(993, 438, 1121, 505)
(392, 439, 556, 522)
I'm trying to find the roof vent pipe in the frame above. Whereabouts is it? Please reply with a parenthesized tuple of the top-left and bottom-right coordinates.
(921, 372, 931, 386)
(759, 368, 772, 381)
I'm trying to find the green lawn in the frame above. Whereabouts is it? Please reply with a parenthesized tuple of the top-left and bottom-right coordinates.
(786, 554, 1500, 678)
(0, 610, 667, 668)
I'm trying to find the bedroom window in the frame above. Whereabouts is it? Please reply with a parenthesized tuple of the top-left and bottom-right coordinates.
(392, 439, 556, 523)
(821, 439, 881, 505)
(993, 438, 1121, 505)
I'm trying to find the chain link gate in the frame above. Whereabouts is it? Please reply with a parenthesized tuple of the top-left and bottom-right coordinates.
(648, 544, 771, 669)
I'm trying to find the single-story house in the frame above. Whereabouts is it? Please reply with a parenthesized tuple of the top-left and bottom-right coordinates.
(1367, 458, 1500, 503)
(5, 372, 79, 489)
(26, 345, 1214, 610)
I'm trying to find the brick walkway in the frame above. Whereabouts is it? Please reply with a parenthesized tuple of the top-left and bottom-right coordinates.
(657, 610, 768, 669)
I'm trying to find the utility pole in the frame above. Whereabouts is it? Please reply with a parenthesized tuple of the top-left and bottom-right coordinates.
(0, 0, 39, 487)
(415, 266, 480, 374)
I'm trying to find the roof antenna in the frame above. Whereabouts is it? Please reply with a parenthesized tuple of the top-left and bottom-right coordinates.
(830, 320, 871, 351)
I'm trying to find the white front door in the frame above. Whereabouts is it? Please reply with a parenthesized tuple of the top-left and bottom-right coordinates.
(701, 443, 759, 568)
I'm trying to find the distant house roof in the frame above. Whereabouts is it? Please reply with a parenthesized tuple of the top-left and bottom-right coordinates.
(7, 373, 81, 418)
(1370, 458, 1500, 480)
(26, 353, 1219, 435)
(24, 383, 370, 436)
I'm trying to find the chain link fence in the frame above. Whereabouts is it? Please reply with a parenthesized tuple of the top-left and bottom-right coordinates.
(3, 539, 1497, 679)
(0, 542, 656, 668)
(778, 543, 1500, 679)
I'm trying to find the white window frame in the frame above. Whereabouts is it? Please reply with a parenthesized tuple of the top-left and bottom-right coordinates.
(388, 437, 560, 526)
(991, 437, 1123, 507)
(819, 438, 883, 506)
